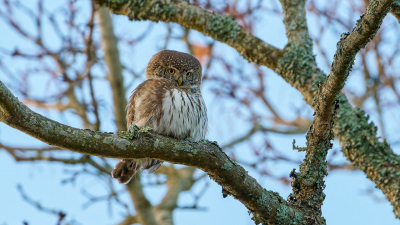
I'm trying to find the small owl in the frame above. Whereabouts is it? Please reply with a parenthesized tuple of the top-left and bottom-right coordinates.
(112, 50, 208, 184)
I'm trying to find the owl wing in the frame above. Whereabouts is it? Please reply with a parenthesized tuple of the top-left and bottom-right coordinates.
(126, 78, 176, 129)
(121, 79, 174, 180)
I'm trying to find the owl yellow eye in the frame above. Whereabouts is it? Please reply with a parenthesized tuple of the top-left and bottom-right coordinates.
(187, 72, 191, 77)
(168, 69, 175, 74)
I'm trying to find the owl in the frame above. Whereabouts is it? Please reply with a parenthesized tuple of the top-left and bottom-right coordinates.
(112, 50, 208, 184)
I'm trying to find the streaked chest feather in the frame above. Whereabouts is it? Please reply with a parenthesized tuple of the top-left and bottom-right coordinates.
(157, 89, 207, 141)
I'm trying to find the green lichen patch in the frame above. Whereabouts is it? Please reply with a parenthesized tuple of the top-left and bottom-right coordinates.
(117, 124, 140, 139)
(138, 125, 152, 133)
(276, 43, 313, 88)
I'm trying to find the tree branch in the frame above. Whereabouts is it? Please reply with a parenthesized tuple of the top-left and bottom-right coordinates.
(86, 3, 101, 131)
(17, 184, 67, 225)
(325, 3, 400, 216)
(299, 0, 400, 218)
(126, 175, 158, 225)
(280, 0, 312, 46)
(390, 0, 400, 22)
(155, 166, 196, 225)
(287, 2, 394, 218)
(321, 0, 393, 124)
(0, 80, 306, 224)
(92, 0, 284, 70)
(268, 0, 400, 218)
(221, 123, 310, 150)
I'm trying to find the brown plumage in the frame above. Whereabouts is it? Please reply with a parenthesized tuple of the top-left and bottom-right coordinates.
(112, 50, 208, 184)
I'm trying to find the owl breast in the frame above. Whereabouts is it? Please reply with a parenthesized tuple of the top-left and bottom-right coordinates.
(155, 88, 207, 142)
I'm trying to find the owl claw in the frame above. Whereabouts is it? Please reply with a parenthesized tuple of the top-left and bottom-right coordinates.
(169, 134, 181, 140)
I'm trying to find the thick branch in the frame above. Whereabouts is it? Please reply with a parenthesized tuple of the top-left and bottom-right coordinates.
(335, 97, 400, 217)
(92, 0, 283, 70)
(276, 0, 315, 91)
(290, 90, 336, 224)
(0, 81, 306, 224)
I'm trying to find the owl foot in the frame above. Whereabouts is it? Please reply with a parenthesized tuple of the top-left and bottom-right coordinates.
(112, 159, 138, 184)
(118, 124, 139, 140)
(170, 134, 183, 140)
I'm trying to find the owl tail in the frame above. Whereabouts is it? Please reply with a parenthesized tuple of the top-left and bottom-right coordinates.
(112, 159, 163, 184)
(112, 159, 137, 184)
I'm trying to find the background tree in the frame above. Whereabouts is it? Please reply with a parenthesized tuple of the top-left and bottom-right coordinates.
(0, 0, 400, 224)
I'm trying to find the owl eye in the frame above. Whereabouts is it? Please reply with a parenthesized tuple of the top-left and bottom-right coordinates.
(168, 69, 175, 74)
(186, 72, 191, 77)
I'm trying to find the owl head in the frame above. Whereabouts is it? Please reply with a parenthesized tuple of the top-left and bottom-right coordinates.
(146, 50, 203, 86)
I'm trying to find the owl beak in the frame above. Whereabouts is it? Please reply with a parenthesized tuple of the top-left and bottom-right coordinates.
(177, 77, 183, 86)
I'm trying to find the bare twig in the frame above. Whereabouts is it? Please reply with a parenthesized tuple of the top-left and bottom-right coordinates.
(17, 184, 67, 225)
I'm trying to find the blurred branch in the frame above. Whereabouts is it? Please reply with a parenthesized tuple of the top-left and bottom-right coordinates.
(17, 184, 67, 225)
(126, 175, 158, 225)
(0, 143, 61, 152)
(85, 3, 101, 131)
(1, 142, 111, 174)
(221, 123, 309, 150)
(0, 0, 100, 130)
(155, 166, 196, 225)
(21, 99, 70, 112)
(327, 162, 354, 171)
(96, 7, 127, 132)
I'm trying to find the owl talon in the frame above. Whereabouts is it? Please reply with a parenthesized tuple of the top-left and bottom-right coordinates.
(168, 134, 180, 140)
